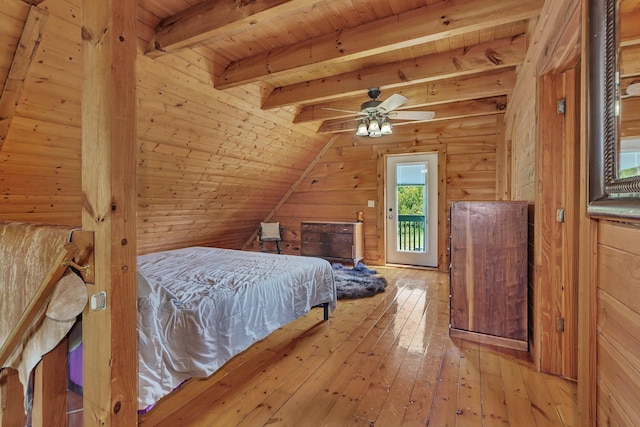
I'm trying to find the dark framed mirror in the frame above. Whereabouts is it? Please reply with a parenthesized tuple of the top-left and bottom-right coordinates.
(588, 0, 640, 218)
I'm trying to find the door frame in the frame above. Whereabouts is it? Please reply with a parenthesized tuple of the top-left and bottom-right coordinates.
(534, 68, 580, 379)
(376, 146, 447, 271)
(385, 153, 439, 267)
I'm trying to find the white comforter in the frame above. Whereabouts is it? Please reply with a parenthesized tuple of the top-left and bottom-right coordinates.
(136, 247, 336, 411)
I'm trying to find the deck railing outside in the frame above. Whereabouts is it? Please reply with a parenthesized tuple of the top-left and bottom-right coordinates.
(397, 214, 426, 251)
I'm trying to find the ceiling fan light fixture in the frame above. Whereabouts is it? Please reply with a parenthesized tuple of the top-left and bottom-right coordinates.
(356, 120, 369, 136)
(380, 119, 392, 135)
(369, 130, 382, 138)
(368, 118, 380, 133)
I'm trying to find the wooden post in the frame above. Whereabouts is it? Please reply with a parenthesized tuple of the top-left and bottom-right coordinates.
(81, 0, 137, 424)
(32, 339, 69, 427)
(0, 369, 26, 427)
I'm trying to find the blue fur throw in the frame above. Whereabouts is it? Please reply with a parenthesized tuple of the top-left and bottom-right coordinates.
(332, 262, 387, 299)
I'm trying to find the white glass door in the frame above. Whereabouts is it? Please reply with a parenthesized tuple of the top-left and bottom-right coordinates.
(385, 153, 438, 267)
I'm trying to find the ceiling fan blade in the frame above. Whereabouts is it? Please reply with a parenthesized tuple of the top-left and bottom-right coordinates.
(326, 117, 363, 126)
(387, 110, 435, 121)
(322, 106, 367, 115)
(377, 93, 408, 113)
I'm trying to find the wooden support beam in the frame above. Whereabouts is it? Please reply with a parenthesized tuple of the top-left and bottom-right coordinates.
(0, 6, 48, 151)
(146, 0, 326, 58)
(294, 68, 516, 123)
(318, 96, 507, 134)
(263, 36, 525, 109)
(217, 0, 543, 89)
(81, 0, 138, 424)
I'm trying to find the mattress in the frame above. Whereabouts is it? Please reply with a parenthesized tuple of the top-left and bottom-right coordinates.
(136, 247, 336, 411)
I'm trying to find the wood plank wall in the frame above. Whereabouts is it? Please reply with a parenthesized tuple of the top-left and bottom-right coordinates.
(0, 0, 333, 255)
(255, 115, 500, 268)
(504, 0, 581, 376)
(0, 0, 82, 227)
(596, 220, 640, 425)
(0, 0, 500, 264)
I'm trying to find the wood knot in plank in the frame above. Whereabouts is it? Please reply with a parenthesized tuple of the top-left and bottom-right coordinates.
(236, 0, 257, 7)
(81, 27, 93, 41)
(154, 40, 166, 52)
(485, 49, 503, 65)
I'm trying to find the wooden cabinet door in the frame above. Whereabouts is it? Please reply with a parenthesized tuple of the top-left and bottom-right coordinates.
(449, 201, 528, 349)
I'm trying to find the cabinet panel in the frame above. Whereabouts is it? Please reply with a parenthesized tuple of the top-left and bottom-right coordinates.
(449, 201, 528, 350)
(300, 221, 363, 264)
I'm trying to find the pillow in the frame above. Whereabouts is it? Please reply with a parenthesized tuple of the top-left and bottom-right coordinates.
(137, 271, 153, 298)
(260, 222, 281, 239)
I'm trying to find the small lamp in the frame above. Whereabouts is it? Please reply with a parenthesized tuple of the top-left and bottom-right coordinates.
(356, 120, 369, 136)
(380, 119, 392, 135)
(368, 118, 380, 133)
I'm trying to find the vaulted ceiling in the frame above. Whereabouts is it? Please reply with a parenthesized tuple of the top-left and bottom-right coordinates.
(138, 0, 543, 137)
(0, 0, 547, 251)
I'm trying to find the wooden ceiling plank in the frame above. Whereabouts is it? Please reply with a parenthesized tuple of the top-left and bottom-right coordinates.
(263, 35, 525, 109)
(217, 0, 543, 89)
(0, 6, 48, 151)
(294, 68, 516, 123)
(145, 0, 327, 58)
(317, 96, 508, 133)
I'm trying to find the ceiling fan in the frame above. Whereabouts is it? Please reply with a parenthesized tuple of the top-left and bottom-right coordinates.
(324, 88, 435, 137)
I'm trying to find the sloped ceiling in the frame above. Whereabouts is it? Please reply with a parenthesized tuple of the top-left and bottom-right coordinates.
(0, 0, 545, 252)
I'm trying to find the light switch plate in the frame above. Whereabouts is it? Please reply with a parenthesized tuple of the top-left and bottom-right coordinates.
(90, 291, 107, 311)
(367, 200, 375, 208)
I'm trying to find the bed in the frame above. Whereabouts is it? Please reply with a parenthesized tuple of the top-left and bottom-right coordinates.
(134, 246, 336, 411)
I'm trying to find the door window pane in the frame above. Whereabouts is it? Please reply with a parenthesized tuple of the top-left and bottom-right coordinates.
(396, 164, 426, 252)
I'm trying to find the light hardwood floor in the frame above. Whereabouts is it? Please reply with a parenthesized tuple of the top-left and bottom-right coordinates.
(138, 267, 577, 426)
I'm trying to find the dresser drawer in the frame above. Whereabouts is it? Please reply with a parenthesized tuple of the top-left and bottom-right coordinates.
(300, 221, 363, 263)
(300, 222, 355, 234)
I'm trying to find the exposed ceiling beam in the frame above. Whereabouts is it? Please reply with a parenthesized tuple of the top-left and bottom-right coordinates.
(0, 6, 48, 151)
(317, 96, 508, 134)
(217, 0, 543, 90)
(262, 36, 525, 110)
(145, 0, 326, 58)
(294, 68, 517, 123)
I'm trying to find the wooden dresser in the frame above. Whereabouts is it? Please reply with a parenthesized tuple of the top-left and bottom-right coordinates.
(449, 201, 528, 351)
(300, 221, 363, 264)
